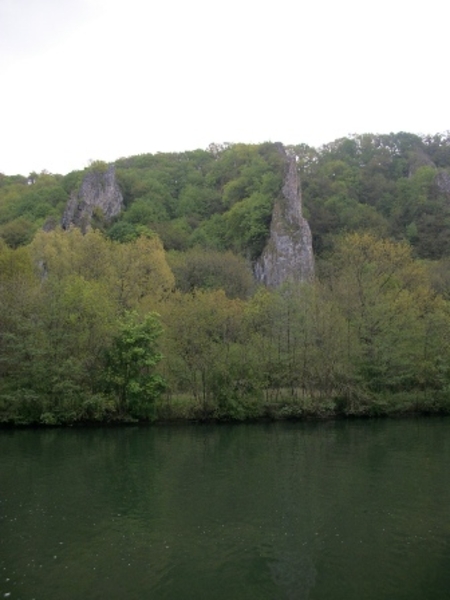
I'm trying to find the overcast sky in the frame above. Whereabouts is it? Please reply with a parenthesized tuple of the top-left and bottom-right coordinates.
(1, 0, 448, 175)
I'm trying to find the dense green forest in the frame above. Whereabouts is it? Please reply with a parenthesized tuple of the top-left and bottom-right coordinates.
(2, 132, 450, 424)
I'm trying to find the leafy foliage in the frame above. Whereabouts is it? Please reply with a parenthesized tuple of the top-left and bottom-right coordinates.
(168, 247, 254, 299)
(104, 311, 165, 419)
(2, 134, 450, 423)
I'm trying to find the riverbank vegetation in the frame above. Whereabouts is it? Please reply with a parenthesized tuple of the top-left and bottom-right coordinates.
(2, 133, 450, 424)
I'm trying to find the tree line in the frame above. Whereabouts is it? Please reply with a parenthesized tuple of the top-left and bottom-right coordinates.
(2, 133, 450, 265)
(1, 228, 450, 424)
(2, 133, 450, 423)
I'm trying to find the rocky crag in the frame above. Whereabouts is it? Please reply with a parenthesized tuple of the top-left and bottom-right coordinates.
(255, 149, 314, 287)
(61, 165, 123, 232)
(435, 170, 450, 196)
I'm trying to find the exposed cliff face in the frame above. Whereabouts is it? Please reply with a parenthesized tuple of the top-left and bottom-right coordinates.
(255, 151, 314, 287)
(435, 170, 450, 196)
(61, 165, 123, 232)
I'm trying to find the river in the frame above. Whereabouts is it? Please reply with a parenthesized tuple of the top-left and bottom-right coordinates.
(1, 418, 450, 599)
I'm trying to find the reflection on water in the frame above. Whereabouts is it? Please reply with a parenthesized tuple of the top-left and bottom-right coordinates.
(268, 548, 316, 600)
(1, 418, 450, 599)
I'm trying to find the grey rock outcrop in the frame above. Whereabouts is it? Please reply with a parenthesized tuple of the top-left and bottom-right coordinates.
(255, 150, 314, 287)
(61, 165, 123, 232)
(435, 170, 450, 196)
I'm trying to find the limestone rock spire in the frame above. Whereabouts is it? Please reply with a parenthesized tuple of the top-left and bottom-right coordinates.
(254, 148, 314, 287)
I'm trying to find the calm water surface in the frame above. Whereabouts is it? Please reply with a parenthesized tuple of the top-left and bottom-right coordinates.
(1, 419, 450, 599)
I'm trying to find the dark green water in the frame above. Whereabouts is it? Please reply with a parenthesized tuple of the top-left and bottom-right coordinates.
(1, 419, 450, 600)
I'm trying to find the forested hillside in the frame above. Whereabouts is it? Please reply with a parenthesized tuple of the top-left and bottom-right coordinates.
(1, 132, 450, 424)
(2, 132, 450, 260)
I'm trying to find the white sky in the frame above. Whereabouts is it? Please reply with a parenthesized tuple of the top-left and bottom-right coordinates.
(0, 0, 448, 175)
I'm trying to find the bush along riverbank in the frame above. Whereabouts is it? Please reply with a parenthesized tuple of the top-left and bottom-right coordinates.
(2, 389, 450, 426)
